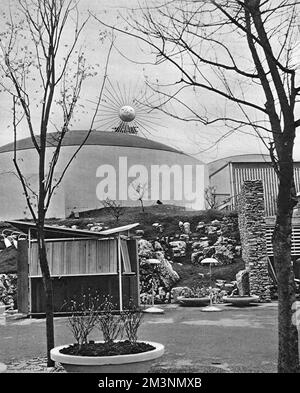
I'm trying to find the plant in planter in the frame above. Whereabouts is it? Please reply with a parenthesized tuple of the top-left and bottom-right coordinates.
(177, 285, 226, 307)
(177, 286, 211, 307)
(50, 295, 164, 373)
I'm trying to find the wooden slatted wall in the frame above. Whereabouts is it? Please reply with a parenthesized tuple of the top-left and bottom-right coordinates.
(266, 225, 300, 257)
(29, 239, 118, 276)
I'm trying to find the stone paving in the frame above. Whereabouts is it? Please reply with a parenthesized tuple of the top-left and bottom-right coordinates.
(1, 301, 298, 373)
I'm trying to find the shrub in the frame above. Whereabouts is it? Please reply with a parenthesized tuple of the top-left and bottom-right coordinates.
(97, 297, 123, 344)
(63, 291, 102, 349)
(121, 302, 144, 344)
(65, 293, 145, 349)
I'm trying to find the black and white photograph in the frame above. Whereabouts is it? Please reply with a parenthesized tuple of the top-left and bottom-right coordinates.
(0, 0, 299, 384)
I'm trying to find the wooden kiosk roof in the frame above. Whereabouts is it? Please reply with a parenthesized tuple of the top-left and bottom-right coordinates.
(5, 220, 139, 239)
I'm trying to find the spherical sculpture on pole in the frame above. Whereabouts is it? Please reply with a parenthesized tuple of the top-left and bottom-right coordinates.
(119, 105, 136, 122)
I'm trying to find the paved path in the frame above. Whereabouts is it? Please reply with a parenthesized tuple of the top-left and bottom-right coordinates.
(0, 301, 297, 373)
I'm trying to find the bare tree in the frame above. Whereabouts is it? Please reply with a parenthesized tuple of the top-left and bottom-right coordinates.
(101, 197, 125, 222)
(0, 0, 112, 366)
(131, 182, 148, 212)
(93, 0, 300, 372)
(204, 185, 217, 209)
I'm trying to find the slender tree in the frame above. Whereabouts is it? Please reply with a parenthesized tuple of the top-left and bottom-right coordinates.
(204, 185, 217, 209)
(0, 0, 112, 366)
(93, 0, 300, 372)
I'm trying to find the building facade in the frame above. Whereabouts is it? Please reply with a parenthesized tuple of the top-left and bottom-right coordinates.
(208, 154, 300, 217)
(0, 130, 208, 220)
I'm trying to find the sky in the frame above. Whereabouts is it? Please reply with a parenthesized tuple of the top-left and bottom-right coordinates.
(0, 0, 299, 164)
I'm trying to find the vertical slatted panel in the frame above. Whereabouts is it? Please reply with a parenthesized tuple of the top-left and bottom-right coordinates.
(30, 243, 39, 276)
(110, 239, 117, 272)
(120, 240, 132, 273)
(266, 225, 300, 256)
(29, 239, 118, 276)
(87, 240, 97, 274)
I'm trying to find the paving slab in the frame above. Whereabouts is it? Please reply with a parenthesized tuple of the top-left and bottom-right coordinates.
(0, 301, 299, 373)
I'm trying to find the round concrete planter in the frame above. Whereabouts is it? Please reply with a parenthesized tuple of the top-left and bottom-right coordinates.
(0, 363, 7, 373)
(177, 296, 210, 307)
(223, 295, 260, 307)
(50, 341, 164, 373)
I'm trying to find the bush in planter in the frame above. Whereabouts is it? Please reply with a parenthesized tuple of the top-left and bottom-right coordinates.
(61, 295, 155, 357)
(97, 297, 124, 345)
(181, 285, 227, 304)
(120, 302, 144, 344)
(63, 291, 103, 351)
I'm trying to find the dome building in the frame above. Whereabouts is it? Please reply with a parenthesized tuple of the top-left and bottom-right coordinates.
(0, 130, 208, 219)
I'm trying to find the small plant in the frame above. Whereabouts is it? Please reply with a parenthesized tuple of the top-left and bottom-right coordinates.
(97, 296, 123, 344)
(61, 293, 151, 359)
(63, 291, 102, 350)
(121, 301, 144, 344)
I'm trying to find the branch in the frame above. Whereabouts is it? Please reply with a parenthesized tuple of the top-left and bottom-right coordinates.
(45, 37, 114, 209)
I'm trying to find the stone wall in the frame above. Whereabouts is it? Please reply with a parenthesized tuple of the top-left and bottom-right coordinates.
(238, 180, 271, 302)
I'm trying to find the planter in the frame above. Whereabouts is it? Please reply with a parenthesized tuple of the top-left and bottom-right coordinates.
(0, 363, 7, 373)
(50, 341, 164, 373)
(177, 296, 210, 307)
(223, 295, 260, 307)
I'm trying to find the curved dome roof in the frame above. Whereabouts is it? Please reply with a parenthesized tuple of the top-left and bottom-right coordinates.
(0, 130, 185, 155)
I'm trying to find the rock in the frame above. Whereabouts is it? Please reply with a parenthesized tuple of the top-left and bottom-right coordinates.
(196, 221, 205, 232)
(183, 222, 191, 235)
(90, 226, 103, 231)
(156, 254, 180, 288)
(191, 251, 203, 264)
(214, 244, 235, 264)
(206, 226, 218, 235)
(169, 241, 186, 257)
(179, 234, 189, 242)
(138, 239, 154, 258)
(236, 269, 250, 296)
(192, 240, 209, 250)
(154, 241, 163, 251)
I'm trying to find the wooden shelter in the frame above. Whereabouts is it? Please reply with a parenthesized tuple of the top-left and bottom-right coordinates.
(7, 221, 140, 315)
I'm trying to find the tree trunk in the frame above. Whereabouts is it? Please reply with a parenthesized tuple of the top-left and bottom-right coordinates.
(37, 226, 55, 368)
(272, 145, 300, 373)
(140, 198, 145, 212)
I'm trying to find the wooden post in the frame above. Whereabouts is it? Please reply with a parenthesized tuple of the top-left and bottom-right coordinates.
(118, 235, 123, 311)
(17, 239, 29, 314)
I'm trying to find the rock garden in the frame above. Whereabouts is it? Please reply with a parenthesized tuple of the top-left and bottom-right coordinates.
(0, 207, 276, 315)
